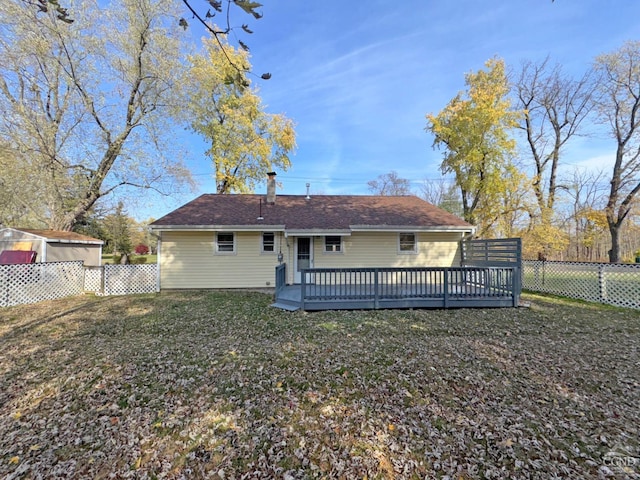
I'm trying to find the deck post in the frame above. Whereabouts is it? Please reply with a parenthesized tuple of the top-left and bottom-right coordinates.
(443, 270, 449, 308)
(300, 270, 306, 311)
(511, 267, 522, 308)
(374, 268, 379, 309)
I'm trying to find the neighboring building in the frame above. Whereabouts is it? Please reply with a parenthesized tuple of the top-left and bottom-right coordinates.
(150, 173, 475, 289)
(0, 228, 103, 266)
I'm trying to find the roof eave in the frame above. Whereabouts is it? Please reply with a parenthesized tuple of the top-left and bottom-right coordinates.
(0, 228, 103, 244)
(349, 225, 475, 233)
(284, 229, 352, 237)
(48, 239, 104, 245)
(150, 224, 286, 232)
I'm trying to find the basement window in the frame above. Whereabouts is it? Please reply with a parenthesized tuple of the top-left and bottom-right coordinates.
(398, 233, 417, 254)
(325, 236, 342, 253)
(216, 232, 235, 254)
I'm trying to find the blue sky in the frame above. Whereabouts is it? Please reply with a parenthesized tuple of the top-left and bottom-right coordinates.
(145, 0, 640, 219)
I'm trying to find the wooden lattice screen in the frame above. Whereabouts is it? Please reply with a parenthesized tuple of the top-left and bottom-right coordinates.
(1, 262, 158, 307)
(0, 261, 84, 307)
(102, 264, 158, 296)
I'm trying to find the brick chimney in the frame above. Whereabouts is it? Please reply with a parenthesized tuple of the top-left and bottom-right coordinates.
(266, 172, 276, 204)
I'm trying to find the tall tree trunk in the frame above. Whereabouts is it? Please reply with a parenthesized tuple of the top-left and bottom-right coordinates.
(608, 223, 620, 263)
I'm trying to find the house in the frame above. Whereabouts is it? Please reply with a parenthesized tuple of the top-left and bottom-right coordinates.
(0, 228, 104, 266)
(150, 173, 476, 290)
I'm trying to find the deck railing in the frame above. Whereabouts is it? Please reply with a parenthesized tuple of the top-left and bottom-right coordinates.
(275, 263, 286, 297)
(297, 266, 520, 310)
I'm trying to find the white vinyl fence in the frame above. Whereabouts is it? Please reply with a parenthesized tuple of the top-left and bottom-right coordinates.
(522, 260, 640, 310)
(1, 261, 158, 307)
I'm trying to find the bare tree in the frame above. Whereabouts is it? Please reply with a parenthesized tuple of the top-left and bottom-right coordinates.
(593, 41, 640, 262)
(513, 58, 595, 223)
(367, 171, 413, 196)
(420, 178, 463, 216)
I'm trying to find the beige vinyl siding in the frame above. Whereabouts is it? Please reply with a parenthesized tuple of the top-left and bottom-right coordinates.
(160, 231, 280, 289)
(313, 231, 463, 269)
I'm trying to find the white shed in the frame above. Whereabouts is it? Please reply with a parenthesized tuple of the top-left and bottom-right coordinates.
(0, 228, 103, 266)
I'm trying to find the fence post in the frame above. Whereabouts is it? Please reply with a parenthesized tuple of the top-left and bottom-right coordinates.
(512, 268, 520, 307)
(598, 264, 606, 303)
(1, 267, 7, 307)
(300, 270, 306, 311)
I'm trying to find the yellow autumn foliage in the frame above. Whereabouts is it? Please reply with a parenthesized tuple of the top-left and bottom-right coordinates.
(187, 38, 296, 193)
(426, 58, 524, 236)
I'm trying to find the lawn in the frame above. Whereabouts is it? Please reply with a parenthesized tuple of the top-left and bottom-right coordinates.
(1, 292, 639, 479)
(102, 254, 157, 264)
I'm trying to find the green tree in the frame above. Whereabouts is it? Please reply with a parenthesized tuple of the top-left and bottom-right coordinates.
(426, 58, 524, 236)
(73, 211, 109, 243)
(0, 0, 192, 231)
(187, 38, 296, 193)
(593, 41, 640, 263)
(103, 202, 133, 256)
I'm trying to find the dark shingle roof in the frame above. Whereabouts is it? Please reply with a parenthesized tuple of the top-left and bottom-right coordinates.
(151, 194, 472, 231)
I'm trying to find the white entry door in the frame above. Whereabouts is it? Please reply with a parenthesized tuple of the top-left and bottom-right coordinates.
(294, 237, 313, 283)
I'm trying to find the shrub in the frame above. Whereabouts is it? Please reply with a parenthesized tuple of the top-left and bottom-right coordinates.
(135, 244, 150, 255)
(131, 256, 147, 264)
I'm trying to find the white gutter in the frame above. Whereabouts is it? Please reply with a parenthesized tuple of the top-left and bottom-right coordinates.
(156, 237, 161, 292)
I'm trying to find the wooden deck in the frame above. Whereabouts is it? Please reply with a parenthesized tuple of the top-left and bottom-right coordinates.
(272, 265, 521, 311)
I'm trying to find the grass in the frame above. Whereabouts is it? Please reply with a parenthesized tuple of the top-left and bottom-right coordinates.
(101, 253, 157, 264)
(1, 291, 639, 478)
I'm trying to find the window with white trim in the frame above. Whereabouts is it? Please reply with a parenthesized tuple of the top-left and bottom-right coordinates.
(324, 236, 342, 253)
(262, 232, 275, 252)
(398, 233, 417, 253)
(216, 232, 235, 253)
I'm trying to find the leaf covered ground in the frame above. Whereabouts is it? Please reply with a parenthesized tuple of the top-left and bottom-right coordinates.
(0, 291, 639, 479)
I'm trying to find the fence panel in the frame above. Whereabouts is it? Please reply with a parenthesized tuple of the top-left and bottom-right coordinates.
(1, 263, 158, 307)
(0, 261, 84, 307)
(103, 264, 158, 296)
(523, 260, 640, 309)
(84, 266, 103, 294)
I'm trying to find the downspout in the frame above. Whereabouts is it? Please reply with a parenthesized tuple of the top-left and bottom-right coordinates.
(150, 231, 161, 293)
(156, 238, 161, 293)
